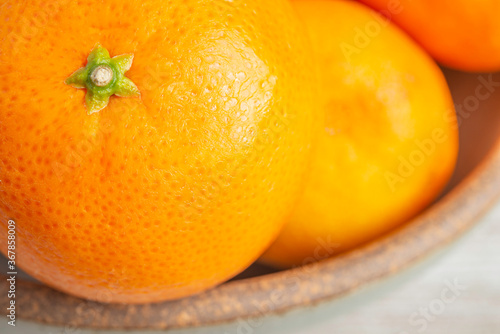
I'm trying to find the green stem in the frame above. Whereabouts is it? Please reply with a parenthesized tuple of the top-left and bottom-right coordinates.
(65, 44, 140, 114)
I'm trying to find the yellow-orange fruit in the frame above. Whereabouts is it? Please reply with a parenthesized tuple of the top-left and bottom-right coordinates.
(261, 0, 459, 268)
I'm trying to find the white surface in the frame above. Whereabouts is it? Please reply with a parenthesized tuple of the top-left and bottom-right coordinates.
(2, 200, 500, 334)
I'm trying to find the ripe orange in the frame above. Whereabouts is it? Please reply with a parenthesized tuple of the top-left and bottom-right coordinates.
(358, 0, 500, 72)
(0, 0, 316, 303)
(261, 0, 459, 268)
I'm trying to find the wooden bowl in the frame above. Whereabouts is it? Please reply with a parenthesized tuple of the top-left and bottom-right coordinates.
(2, 68, 500, 330)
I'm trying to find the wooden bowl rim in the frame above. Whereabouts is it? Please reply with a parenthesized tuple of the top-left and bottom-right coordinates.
(2, 136, 499, 330)
(3, 76, 500, 330)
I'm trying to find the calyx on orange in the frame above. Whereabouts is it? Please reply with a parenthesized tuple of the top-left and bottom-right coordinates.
(0, 0, 316, 303)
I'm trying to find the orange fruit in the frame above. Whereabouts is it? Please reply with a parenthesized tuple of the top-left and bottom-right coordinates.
(0, 0, 316, 303)
(358, 0, 500, 72)
(261, 0, 459, 268)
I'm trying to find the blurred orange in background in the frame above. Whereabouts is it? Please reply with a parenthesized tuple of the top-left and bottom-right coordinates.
(358, 0, 500, 72)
